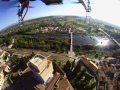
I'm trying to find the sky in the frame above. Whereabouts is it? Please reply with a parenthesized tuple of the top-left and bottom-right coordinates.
(0, 0, 120, 30)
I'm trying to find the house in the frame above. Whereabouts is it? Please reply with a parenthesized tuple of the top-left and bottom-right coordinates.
(27, 54, 54, 84)
(24, 54, 73, 90)
(81, 55, 98, 73)
(0, 71, 5, 90)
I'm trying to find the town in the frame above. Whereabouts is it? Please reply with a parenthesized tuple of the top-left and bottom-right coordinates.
(0, 29, 119, 90)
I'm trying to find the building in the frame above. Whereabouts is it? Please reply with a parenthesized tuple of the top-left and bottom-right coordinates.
(27, 54, 54, 84)
(68, 30, 75, 61)
(0, 71, 5, 90)
(80, 55, 98, 73)
(0, 63, 10, 90)
(24, 54, 73, 90)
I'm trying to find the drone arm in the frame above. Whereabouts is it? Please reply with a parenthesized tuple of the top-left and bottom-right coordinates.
(81, 1, 87, 11)
(21, 1, 29, 21)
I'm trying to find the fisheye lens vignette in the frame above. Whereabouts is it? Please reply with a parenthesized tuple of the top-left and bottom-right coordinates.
(0, 0, 120, 90)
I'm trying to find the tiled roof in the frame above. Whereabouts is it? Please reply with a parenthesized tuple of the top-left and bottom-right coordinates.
(46, 72, 60, 90)
(57, 77, 73, 90)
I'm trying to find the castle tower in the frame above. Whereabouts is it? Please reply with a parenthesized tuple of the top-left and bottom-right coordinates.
(68, 29, 75, 60)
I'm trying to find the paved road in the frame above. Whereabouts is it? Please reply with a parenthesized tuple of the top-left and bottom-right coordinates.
(99, 28, 120, 47)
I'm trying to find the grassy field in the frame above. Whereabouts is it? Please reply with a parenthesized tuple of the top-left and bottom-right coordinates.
(12, 48, 70, 63)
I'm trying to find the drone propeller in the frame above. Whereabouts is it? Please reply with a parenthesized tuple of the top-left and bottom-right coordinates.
(41, 0, 63, 5)
(73, 0, 85, 3)
(73, 0, 88, 12)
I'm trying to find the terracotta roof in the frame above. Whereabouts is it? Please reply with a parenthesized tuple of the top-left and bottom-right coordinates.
(35, 84, 45, 90)
(46, 72, 60, 90)
(57, 77, 73, 90)
(28, 55, 54, 83)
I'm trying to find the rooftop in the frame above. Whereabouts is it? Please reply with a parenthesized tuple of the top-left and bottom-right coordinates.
(22, 54, 73, 90)
(28, 54, 54, 83)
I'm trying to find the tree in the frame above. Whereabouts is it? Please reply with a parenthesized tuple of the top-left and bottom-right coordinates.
(3, 36, 12, 46)
(40, 41, 46, 50)
(10, 55, 19, 64)
(63, 60, 72, 78)
(95, 53, 99, 58)
(72, 61, 82, 78)
(63, 60, 96, 90)
(56, 44, 60, 52)
(74, 69, 86, 81)
(71, 59, 75, 70)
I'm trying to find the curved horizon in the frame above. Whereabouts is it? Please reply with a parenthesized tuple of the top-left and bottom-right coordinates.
(0, 0, 120, 30)
(1, 15, 120, 31)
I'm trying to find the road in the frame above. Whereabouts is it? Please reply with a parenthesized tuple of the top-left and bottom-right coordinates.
(98, 28, 120, 47)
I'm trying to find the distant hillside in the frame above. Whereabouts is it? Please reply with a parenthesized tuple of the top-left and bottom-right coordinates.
(0, 16, 120, 36)
(0, 16, 86, 34)
(0, 16, 119, 54)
